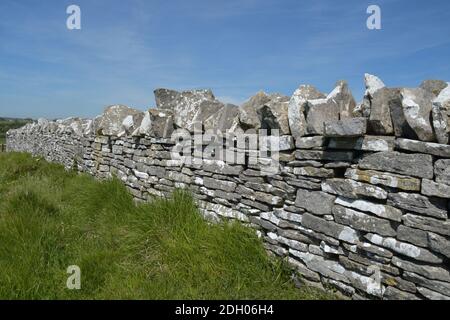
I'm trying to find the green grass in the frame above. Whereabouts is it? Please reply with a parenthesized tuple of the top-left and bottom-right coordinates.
(0, 152, 336, 300)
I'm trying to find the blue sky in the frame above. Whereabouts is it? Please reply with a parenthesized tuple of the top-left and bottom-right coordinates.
(1, 0, 450, 119)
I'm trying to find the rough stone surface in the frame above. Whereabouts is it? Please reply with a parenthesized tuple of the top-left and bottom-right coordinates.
(301, 213, 359, 244)
(435, 159, 450, 185)
(397, 225, 428, 248)
(97, 105, 143, 136)
(358, 151, 433, 179)
(401, 88, 436, 141)
(402, 214, 450, 237)
(333, 205, 396, 237)
(324, 118, 367, 137)
(322, 179, 387, 200)
(427, 233, 450, 259)
(365, 233, 443, 264)
(345, 168, 421, 191)
(369, 87, 396, 135)
(396, 138, 450, 158)
(421, 179, 450, 198)
(392, 256, 450, 282)
(388, 192, 447, 219)
(288, 85, 326, 139)
(335, 197, 403, 222)
(295, 189, 335, 215)
(432, 83, 450, 144)
(328, 135, 395, 152)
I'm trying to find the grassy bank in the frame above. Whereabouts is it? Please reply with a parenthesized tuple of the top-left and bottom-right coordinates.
(0, 152, 335, 300)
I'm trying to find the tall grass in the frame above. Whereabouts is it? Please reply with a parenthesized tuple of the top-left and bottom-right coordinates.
(0, 152, 335, 300)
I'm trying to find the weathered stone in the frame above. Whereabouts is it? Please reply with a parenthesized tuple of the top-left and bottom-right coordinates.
(304, 98, 340, 134)
(154, 88, 184, 109)
(344, 271, 385, 298)
(123, 113, 144, 136)
(202, 160, 243, 175)
(335, 197, 402, 222)
(320, 241, 344, 255)
(347, 253, 400, 276)
(417, 287, 450, 300)
(403, 214, 450, 237)
(257, 94, 290, 135)
(403, 272, 450, 297)
(277, 236, 309, 252)
(295, 189, 335, 215)
(241, 199, 270, 212)
(383, 286, 419, 300)
(167, 171, 191, 184)
(324, 118, 367, 137)
(253, 191, 283, 206)
(260, 135, 294, 151)
(277, 228, 311, 243)
(328, 135, 395, 152)
(295, 150, 354, 161)
(358, 151, 433, 179)
(353, 74, 385, 118)
(435, 159, 450, 185)
(322, 179, 387, 200)
(422, 179, 450, 198)
(203, 176, 236, 192)
(285, 177, 321, 190)
(365, 73, 386, 97)
(397, 225, 428, 247)
(388, 88, 418, 139)
(391, 256, 450, 282)
(396, 138, 450, 158)
(97, 105, 143, 136)
(401, 88, 435, 141)
(369, 87, 396, 135)
(357, 241, 393, 258)
(289, 249, 350, 283)
(287, 257, 321, 282)
(330, 80, 357, 119)
(239, 91, 271, 130)
(345, 168, 421, 191)
(295, 136, 326, 149)
(198, 201, 248, 222)
(324, 162, 351, 169)
(273, 208, 302, 224)
(293, 81, 356, 136)
(293, 167, 334, 178)
(301, 213, 359, 244)
(203, 103, 240, 133)
(381, 275, 416, 293)
(431, 83, 450, 144)
(420, 80, 448, 97)
(427, 233, 450, 259)
(287, 160, 323, 167)
(365, 233, 443, 263)
(154, 88, 220, 132)
(339, 256, 372, 276)
(138, 109, 174, 138)
(239, 91, 290, 134)
(288, 85, 326, 139)
(333, 206, 396, 236)
(388, 192, 447, 219)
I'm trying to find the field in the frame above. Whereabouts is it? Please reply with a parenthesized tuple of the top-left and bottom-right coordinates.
(0, 152, 335, 300)
(0, 117, 33, 144)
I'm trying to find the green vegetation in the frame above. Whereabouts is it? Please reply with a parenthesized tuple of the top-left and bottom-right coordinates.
(0, 152, 335, 300)
(0, 117, 33, 144)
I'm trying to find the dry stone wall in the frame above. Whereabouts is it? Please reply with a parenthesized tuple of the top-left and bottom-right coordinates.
(6, 74, 450, 300)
